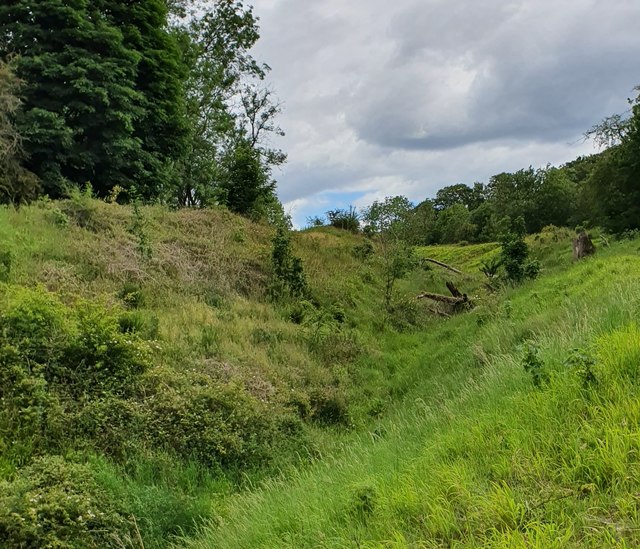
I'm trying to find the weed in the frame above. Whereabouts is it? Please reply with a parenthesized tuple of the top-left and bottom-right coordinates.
(0, 248, 12, 282)
(521, 342, 548, 388)
(565, 348, 597, 389)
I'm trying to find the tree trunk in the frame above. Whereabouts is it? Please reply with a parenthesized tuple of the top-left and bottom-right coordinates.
(417, 281, 472, 313)
(572, 231, 596, 260)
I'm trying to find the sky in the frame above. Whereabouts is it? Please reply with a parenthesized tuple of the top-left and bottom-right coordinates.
(249, 0, 640, 227)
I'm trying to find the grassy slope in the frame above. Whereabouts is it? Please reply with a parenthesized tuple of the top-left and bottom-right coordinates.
(181, 237, 640, 548)
(2, 198, 636, 548)
(0, 198, 452, 546)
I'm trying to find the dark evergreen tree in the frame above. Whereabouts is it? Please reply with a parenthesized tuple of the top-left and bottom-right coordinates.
(97, 0, 189, 200)
(0, 59, 39, 204)
(0, 0, 188, 200)
(0, 0, 144, 197)
(217, 138, 275, 216)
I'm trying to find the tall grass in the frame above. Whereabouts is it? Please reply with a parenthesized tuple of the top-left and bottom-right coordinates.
(180, 241, 640, 548)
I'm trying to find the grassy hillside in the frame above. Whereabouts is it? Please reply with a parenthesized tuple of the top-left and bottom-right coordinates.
(182, 236, 640, 548)
(0, 195, 463, 547)
(1, 196, 635, 548)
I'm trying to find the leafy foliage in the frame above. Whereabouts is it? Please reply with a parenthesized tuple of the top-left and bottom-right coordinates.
(271, 225, 308, 298)
(0, 59, 39, 205)
(361, 196, 418, 312)
(499, 217, 540, 284)
(0, 456, 130, 548)
(326, 206, 360, 232)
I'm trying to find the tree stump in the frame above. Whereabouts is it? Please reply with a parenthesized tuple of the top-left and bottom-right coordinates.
(572, 231, 596, 260)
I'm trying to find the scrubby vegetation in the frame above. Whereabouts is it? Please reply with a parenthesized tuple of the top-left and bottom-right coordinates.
(181, 233, 640, 549)
(2, 2, 640, 547)
(0, 194, 637, 547)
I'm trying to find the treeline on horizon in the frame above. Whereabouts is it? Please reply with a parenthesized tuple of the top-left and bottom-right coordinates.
(1, 0, 639, 240)
(315, 123, 640, 244)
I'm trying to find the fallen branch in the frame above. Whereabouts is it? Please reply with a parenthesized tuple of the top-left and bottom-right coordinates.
(417, 292, 467, 304)
(417, 280, 473, 311)
(423, 258, 463, 275)
(446, 281, 463, 298)
(428, 306, 451, 318)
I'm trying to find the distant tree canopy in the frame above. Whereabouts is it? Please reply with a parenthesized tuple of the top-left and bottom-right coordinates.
(0, 0, 284, 217)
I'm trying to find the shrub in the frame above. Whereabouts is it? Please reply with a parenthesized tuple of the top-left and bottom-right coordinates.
(521, 343, 548, 388)
(118, 281, 145, 309)
(0, 286, 70, 363)
(310, 388, 351, 426)
(0, 249, 12, 282)
(565, 348, 597, 390)
(0, 456, 130, 548)
(271, 225, 308, 298)
(326, 207, 360, 232)
(352, 240, 374, 261)
(62, 304, 152, 396)
(144, 379, 276, 469)
(62, 185, 100, 231)
(73, 397, 148, 462)
(0, 344, 64, 464)
(499, 217, 539, 284)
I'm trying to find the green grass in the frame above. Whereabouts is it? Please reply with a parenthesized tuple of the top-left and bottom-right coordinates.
(0, 198, 636, 548)
(179, 239, 640, 548)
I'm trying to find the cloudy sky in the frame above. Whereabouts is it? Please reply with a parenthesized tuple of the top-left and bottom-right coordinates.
(249, 0, 640, 227)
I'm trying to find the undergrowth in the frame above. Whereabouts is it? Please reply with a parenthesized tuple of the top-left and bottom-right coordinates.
(1, 198, 634, 548)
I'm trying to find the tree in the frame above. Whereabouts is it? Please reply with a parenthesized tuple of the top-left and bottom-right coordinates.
(435, 203, 476, 244)
(582, 87, 640, 233)
(362, 196, 416, 312)
(434, 183, 486, 212)
(404, 199, 438, 245)
(172, 0, 284, 213)
(0, 59, 39, 204)
(0, 0, 146, 197)
(530, 167, 577, 231)
(1, 0, 189, 200)
(98, 0, 190, 200)
(217, 138, 275, 216)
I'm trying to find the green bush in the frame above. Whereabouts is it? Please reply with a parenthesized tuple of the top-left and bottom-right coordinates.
(118, 281, 145, 309)
(0, 344, 64, 464)
(0, 286, 70, 363)
(0, 249, 12, 282)
(61, 304, 152, 396)
(0, 456, 130, 548)
(144, 378, 276, 469)
(73, 397, 148, 462)
(271, 226, 308, 298)
(309, 388, 351, 426)
(499, 217, 540, 284)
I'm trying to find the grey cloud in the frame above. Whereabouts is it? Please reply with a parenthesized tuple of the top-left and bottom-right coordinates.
(249, 0, 640, 215)
(346, 0, 640, 151)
